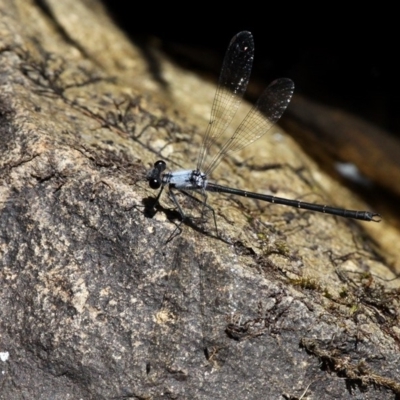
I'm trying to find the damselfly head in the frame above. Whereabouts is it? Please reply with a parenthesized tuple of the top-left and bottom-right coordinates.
(147, 160, 166, 189)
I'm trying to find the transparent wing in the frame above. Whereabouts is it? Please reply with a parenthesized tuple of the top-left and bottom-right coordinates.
(204, 78, 294, 175)
(197, 31, 254, 171)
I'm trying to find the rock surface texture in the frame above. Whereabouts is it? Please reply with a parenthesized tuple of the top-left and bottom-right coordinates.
(0, 1, 399, 399)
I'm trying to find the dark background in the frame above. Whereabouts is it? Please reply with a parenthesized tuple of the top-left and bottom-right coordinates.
(101, 3, 399, 139)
